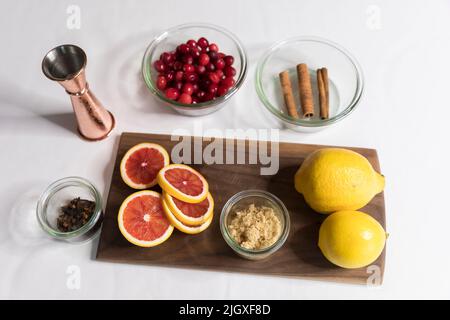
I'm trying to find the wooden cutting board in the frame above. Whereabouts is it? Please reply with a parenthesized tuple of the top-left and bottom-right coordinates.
(96, 132, 386, 285)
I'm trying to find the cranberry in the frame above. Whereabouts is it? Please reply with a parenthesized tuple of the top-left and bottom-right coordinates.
(206, 62, 216, 72)
(192, 83, 199, 93)
(198, 53, 210, 66)
(177, 44, 190, 55)
(182, 83, 194, 95)
(215, 69, 224, 79)
(221, 76, 235, 88)
(165, 88, 179, 100)
(161, 52, 175, 65)
(209, 72, 221, 84)
(209, 43, 219, 52)
(186, 39, 197, 47)
(166, 61, 174, 70)
(217, 52, 226, 59)
(215, 58, 225, 70)
(224, 55, 234, 66)
(182, 55, 194, 65)
(196, 65, 206, 74)
(156, 75, 167, 90)
(190, 47, 200, 59)
(165, 71, 175, 82)
(209, 51, 219, 62)
(197, 37, 209, 49)
(178, 93, 192, 104)
(217, 85, 229, 97)
(192, 96, 200, 104)
(183, 64, 195, 73)
(200, 78, 212, 90)
(169, 52, 177, 63)
(174, 81, 183, 91)
(184, 72, 198, 83)
(203, 92, 216, 101)
(154, 60, 166, 73)
(173, 61, 183, 71)
(208, 83, 218, 95)
(224, 66, 236, 77)
(196, 90, 206, 100)
(175, 71, 184, 82)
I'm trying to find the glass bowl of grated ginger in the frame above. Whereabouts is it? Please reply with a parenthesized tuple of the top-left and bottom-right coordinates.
(220, 190, 290, 260)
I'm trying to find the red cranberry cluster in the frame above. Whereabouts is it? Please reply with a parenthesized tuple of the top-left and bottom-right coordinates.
(153, 37, 237, 104)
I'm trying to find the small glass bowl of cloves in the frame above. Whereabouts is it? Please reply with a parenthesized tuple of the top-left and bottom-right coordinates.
(36, 176, 103, 243)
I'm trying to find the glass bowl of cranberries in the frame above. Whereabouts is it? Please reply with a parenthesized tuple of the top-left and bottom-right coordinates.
(143, 23, 248, 116)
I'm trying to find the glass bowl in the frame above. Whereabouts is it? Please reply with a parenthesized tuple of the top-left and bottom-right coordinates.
(220, 190, 290, 260)
(36, 177, 103, 243)
(142, 23, 248, 116)
(256, 36, 364, 132)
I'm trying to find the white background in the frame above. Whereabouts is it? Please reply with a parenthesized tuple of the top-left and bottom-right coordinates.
(0, 0, 449, 299)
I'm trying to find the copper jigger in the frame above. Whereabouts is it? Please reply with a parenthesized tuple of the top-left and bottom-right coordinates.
(42, 44, 115, 141)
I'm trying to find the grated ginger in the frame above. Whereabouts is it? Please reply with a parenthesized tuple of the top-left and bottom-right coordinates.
(228, 204, 282, 250)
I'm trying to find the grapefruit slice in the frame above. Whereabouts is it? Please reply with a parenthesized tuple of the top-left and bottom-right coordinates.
(163, 192, 214, 226)
(120, 143, 170, 189)
(157, 164, 209, 203)
(118, 190, 174, 247)
(161, 197, 213, 234)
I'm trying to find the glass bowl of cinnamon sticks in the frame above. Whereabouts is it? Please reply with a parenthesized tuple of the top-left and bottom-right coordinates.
(255, 37, 364, 132)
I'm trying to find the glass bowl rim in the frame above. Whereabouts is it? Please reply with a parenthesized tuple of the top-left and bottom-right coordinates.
(255, 36, 364, 127)
(142, 22, 248, 109)
(36, 176, 103, 239)
(220, 189, 291, 255)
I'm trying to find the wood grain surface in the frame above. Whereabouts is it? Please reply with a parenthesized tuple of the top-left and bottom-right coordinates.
(96, 132, 386, 284)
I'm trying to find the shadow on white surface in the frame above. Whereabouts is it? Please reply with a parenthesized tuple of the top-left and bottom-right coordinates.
(101, 133, 121, 200)
(0, 79, 79, 136)
(40, 112, 78, 135)
(89, 230, 101, 260)
(7, 181, 53, 247)
(87, 133, 121, 260)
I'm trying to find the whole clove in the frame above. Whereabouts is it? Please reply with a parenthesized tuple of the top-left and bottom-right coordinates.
(57, 197, 96, 232)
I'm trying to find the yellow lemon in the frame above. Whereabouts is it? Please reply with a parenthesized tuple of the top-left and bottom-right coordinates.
(295, 148, 385, 213)
(318, 210, 386, 269)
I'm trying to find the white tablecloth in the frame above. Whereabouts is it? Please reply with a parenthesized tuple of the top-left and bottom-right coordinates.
(1, 0, 449, 299)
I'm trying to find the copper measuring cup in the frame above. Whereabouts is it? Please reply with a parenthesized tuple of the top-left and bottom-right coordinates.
(42, 44, 115, 141)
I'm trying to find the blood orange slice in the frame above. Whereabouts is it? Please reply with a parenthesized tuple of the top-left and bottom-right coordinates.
(118, 190, 174, 247)
(163, 192, 214, 226)
(120, 143, 170, 189)
(161, 197, 213, 234)
(157, 164, 209, 203)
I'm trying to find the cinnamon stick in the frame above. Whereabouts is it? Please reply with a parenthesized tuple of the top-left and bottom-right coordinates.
(317, 68, 329, 119)
(322, 67, 329, 99)
(296, 63, 314, 118)
(279, 70, 299, 119)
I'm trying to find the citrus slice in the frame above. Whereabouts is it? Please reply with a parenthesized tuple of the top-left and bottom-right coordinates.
(118, 190, 174, 247)
(120, 143, 170, 189)
(163, 192, 214, 226)
(162, 198, 213, 234)
(157, 164, 209, 203)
